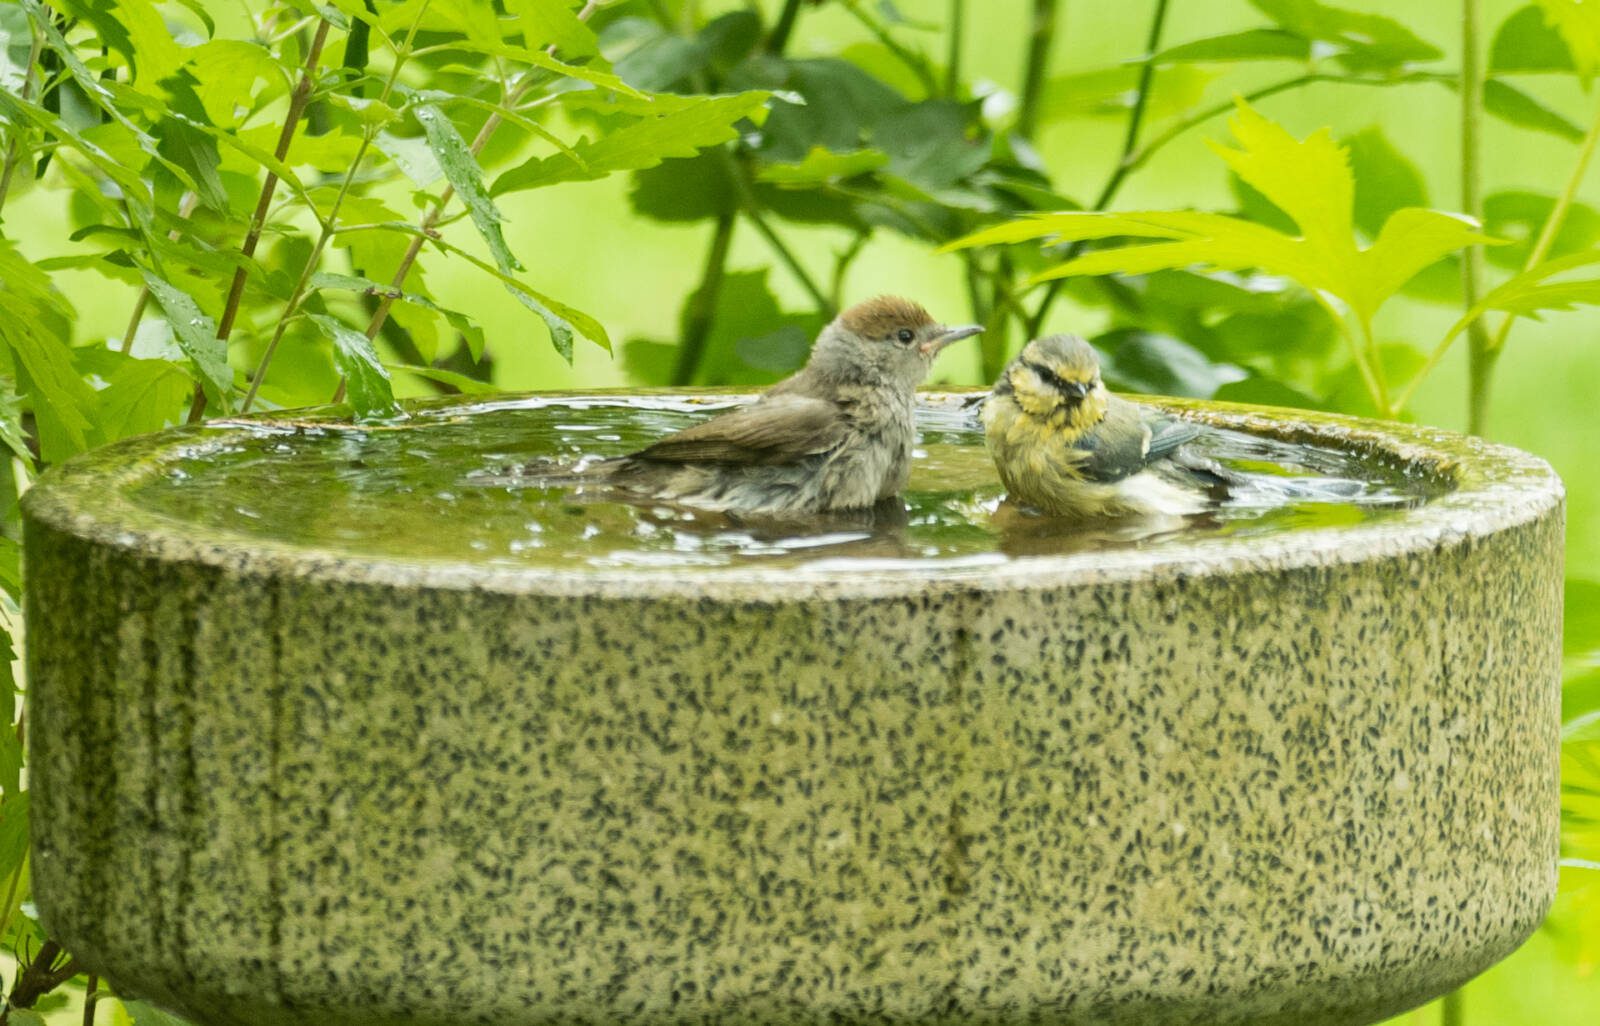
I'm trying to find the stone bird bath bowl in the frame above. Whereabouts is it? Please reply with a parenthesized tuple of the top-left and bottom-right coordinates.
(23, 392, 1562, 1026)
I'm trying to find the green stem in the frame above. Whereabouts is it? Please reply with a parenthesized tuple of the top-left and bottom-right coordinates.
(1461, 0, 1492, 435)
(1359, 315, 1391, 415)
(1025, 0, 1168, 338)
(766, 0, 803, 54)
(1441, 989, 1464, 1026)
(839, 0, 939, 97)
(353, 0, 600, 364)
(1396, 88, 1600, 416)
(188, 16, 332, 423)
(672, 212, 736, 385)
(82, 974, 98, 1026)
(830, 230, 870, 309)
(944, 0, 965, 98)
(1016, 0, 1060, 140)
(0, 19, 46, 223)
(723, 152, 835, 317)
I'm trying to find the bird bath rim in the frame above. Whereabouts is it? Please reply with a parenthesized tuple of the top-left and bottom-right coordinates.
(20, 388, 1561, 599)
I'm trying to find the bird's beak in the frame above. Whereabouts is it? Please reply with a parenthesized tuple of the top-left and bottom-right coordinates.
(921, 324, 983, 357)
(1066, 379, 1092, 399)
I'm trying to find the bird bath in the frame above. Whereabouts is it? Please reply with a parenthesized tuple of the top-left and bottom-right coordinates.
(23, 391, 1562, 1026)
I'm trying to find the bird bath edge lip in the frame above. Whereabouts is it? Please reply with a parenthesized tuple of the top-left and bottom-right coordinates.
(19, 388, 1564, 600)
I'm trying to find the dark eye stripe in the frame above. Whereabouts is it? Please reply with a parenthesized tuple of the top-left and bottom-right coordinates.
(1023, 360, 1072, 393)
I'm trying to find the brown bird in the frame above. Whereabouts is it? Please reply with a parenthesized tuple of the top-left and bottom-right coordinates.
(584, 297, 981, 515)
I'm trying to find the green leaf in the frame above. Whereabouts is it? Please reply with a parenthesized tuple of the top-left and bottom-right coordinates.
(309, 271, 486, 357)
(492, 91, 769, 195)
(1250, 0, 1443, 71)
(387, 364, 498, 394)
(507, 0, 599, 58)
(0, 242, 95, 460)
(140, 272, 233, 411)
(308, 315, 401, 421)
(412, 104, 520, 272)
(757, 146, 889, 187)
(1152, 28, 1311, 64)
(1484, 190, 1600, 269)
(1093, 329, 1247, 398)
(1037, 64, 1213, 124)
(1437, 250, 1600, 348)
(0, 792, 27, 884)
(121, 1000, 196, 1026)
(873, 100, 987, 190)
(1345, 127, 1428, 239)
(1533, 0, 1600, 78)
(603, 16, 710, 92)
(95, 356, 194, 443)
(1492, 5, 1577, 73)
(947, 101, 1499, 328)
(157, 118, 229, 211)
(1483, 78, 1584, 141)
(374, 129, 443, 188)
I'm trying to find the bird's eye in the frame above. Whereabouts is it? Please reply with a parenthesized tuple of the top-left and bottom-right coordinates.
(896, 328, 915, 344)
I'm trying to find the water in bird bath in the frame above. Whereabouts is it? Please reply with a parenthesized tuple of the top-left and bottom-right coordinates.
(125, 394, 1445, 572)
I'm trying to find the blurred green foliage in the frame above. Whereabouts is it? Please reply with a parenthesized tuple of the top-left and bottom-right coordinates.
(1, 0, 1599, 1023)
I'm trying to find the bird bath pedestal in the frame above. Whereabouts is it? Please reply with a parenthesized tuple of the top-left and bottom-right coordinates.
(22, 393, 1562, 1026)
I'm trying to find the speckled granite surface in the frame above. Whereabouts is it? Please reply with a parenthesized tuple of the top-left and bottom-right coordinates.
(23, 393, 1563, 1026)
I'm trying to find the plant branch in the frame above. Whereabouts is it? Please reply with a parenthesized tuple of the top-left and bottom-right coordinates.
(723, 152, 834, 317)
(1358, 315, 1391, 415)
(187, 17, 332, 423)
(0, 17, 45, 222)
(944, 0, 965, 99)
(1395, 90, 1600, 416)
(82, 975, 98, 1026)
(766, 0, 803, 54)
(830, 230, 870, 309)
(672, 212, 736, 385)
(1461, 0, 1492, 435)
(2, 939, 82, 1021)
(1016, 0, 1060, 139)
(350, 0, 602, 382)
(839, 0, 939, 97)
(1025, 0, 1168, 337)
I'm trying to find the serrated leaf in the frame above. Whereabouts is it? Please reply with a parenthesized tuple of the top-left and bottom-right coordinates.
(309, 315, 401, 421)
(0, 242, 95, 460)
(757, 146, 888, 186)
(309, 271, 486, 357)
(1534, 0, 1600, 78)
(1492, 5, 1577, 73)
(412, 104, 519, 272)
(493, 91, 769, 195)
(1484, 78, 1585, 141)
(507, 0, 599, 58)
(18, 0, 190, 193)
(0, 90, 154, 208)
(947, 100, 1498, 329)
(157, 118, 229, 211)
(1152, 28, 1311, 64)
(140, 272, 233, 410)
(96, 356, 194, 443)
(1437, 251, 1600, 349)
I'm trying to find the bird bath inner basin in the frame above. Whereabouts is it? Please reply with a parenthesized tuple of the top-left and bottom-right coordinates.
(22, 390, 1562, 1026)
(123, 393, 1441, 569)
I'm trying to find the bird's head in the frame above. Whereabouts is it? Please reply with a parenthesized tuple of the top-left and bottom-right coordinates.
(809, 296, 982, 387)
(997, 334, 1110, 431)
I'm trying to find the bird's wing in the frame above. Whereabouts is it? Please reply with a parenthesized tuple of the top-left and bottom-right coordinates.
(1074, 398, 1199, 483)
(630, 394, 849, 466)
(1144, 410, 1203, 460)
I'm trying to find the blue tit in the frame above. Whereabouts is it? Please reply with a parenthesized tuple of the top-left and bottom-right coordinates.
(982, 334, 1223, 520)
